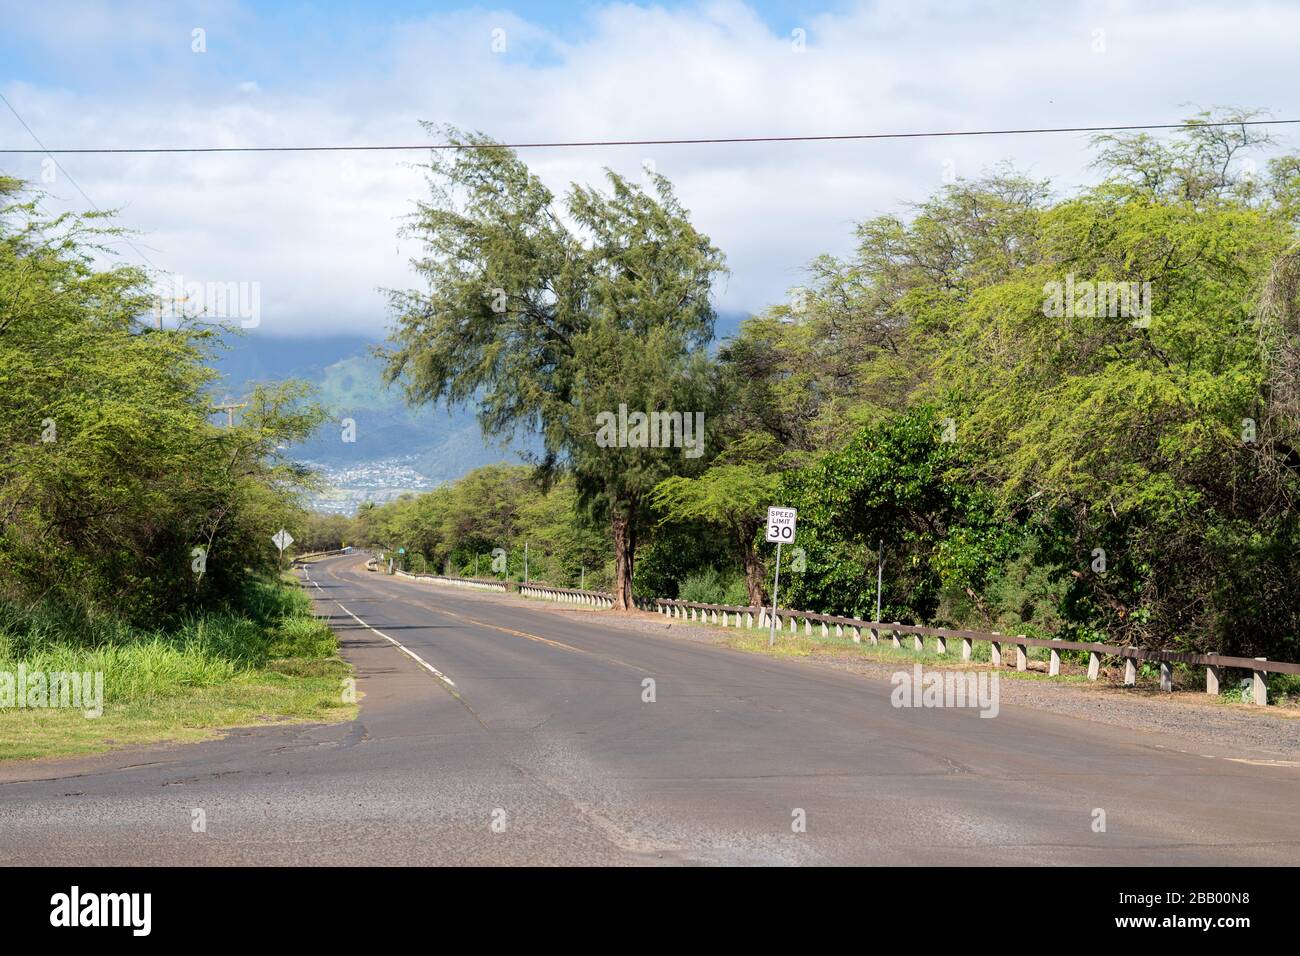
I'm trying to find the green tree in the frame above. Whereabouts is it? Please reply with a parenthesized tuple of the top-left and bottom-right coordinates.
(779, 408, 1013, 623)
(651, 435, 782, 605)
(0, 177, 325, 621)
(383, 128, 726, 607)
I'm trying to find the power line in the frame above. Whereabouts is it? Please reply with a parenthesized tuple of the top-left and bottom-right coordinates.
(0, 90, 159, 271)
(1, 118, 1296, 155)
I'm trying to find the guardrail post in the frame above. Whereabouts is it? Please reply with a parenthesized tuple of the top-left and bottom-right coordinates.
(834, 623, 843, 637)
(1205, 658, 1220, 695)
(1015, 640, 1028, 672)
(961, 637, 972, 661)
(821, 621, 829, 638)
(935, 632, 948, 655)
(850, 626, 860, 643)
(1087, 650, 1100, 681)
(911, 625, 922, 653)
(1159, 660, 1173, 692)
(790, 617, 798, 635)
(1123, 650, 1136, 687)
(990, 635, 1002, 667)
(1252, 658, 1268, 706)
(868, 625, 877, 646)
(891, 627, 901, 649)
(1049, 638, 1061, 677)
(746, 611, 754, 628)
(804, 618, 812, 636)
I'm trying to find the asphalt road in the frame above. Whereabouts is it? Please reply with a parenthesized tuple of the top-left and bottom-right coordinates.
(2, 552, 1298, 865)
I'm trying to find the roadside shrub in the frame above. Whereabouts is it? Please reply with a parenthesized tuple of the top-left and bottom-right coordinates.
(676, 569, 717, 604)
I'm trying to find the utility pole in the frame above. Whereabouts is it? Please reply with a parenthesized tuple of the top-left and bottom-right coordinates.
(212, 400, 247, 428)
(151, 293, 189, 331)
(524, 542, 529, 583)
(580, 564, 585, 591)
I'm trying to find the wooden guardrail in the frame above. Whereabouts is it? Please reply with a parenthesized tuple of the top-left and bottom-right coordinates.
(645, 597, 1298, 705)
(377, 568, 1297, 706)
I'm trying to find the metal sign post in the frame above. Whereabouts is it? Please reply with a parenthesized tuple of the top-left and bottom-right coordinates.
(272, 528, 294, 571)
(765, 507, 797, 647)
(768, 541, 782, 648)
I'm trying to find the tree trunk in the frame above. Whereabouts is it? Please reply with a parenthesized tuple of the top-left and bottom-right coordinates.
(610, 500, 637, 610)
(741, 537, 766, 607)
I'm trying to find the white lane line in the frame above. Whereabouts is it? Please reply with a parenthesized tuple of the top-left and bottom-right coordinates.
(303, 566, 456, 688)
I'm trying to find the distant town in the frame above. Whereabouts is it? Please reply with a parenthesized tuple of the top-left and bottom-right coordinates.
(301, 456, 436, 514)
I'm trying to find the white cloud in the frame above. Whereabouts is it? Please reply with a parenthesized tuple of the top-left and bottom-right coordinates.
(2, 0, 1297, 338)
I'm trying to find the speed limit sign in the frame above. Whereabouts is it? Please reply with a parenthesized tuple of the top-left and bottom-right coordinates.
(766, 507, 797, 543)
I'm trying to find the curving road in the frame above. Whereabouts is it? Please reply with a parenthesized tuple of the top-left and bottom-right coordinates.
(2, 552, 1298, 865)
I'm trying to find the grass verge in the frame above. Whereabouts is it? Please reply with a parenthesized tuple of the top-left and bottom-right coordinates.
(0, 574, 355, 762)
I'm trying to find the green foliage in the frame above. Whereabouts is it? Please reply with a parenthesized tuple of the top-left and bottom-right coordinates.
(696, 112, 1300, 661)
(778, 408, 1014, 622)
(382, 128, 726, 605)
(632, 516, 733, 599)
(677, 568, 725, 605)
(0, 178, 325, 624)
(0, 573, 340, 702)
(358, 465, 613, 589)
(650, 434, 782, 604)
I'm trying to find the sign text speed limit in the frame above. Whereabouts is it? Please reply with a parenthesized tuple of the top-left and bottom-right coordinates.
(766, 507, 797, 543)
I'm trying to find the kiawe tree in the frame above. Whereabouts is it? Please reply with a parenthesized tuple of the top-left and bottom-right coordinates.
(382, 127, 726, 608)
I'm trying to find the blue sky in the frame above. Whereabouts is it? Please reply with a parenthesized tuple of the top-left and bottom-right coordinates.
(0, 1, 850, 91)
(2, 1, 1297, 338)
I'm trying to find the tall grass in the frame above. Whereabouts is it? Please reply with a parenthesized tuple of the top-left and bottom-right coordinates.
(0, 575, 337, 704)
(678, 567, 749, 606)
